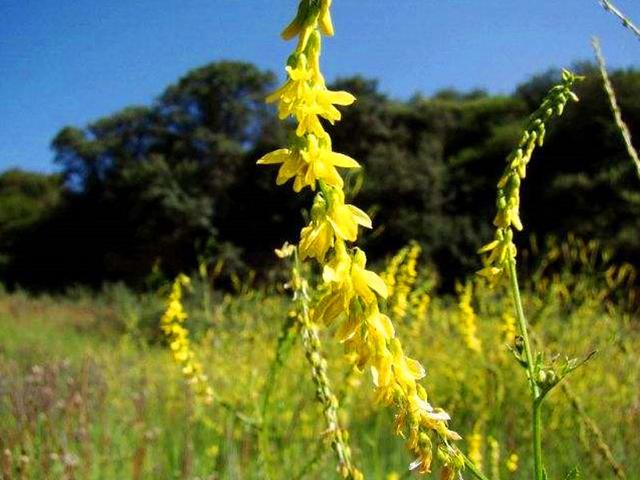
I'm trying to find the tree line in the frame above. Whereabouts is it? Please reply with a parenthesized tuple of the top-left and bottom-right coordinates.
(1, 61, 639, 290)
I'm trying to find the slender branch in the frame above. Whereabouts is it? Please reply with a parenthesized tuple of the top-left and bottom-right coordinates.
(598, 0, 640, 40)
(592, 37, 640, 180)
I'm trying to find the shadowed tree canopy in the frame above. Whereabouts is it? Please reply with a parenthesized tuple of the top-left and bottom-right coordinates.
(2, 61, 640, 290)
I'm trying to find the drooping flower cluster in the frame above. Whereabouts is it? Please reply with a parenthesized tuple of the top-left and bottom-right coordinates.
(478, 70, 582, 283)
(160, 274, 213, 404)
(258, 1, 462, 475)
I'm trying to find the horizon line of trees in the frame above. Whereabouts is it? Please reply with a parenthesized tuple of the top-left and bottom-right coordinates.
(1, 60, 639, 291)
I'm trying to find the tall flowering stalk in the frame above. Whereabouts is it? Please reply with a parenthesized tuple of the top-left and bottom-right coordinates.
(258, 1, 463, 476)
(286, 245, 361, 479)
(478, 70, 589, 480)
(160, 274, 214, 404)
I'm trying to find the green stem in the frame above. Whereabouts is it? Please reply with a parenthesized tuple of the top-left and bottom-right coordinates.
(533, 399, 544, 480)
(506, 258, 543, 480)
(462, 453, 492, 480)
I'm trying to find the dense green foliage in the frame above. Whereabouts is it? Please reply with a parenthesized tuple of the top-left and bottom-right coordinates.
(1, 61, 639, 289)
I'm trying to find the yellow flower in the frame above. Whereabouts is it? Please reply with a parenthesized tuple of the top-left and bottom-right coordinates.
(299, 188, 372, 262)
(387, 338, 425, 392)
(506, 452, 519, 472)
(256, 134, 360, 192)
(300, 219, 334, 262)
(477, 229, 516, 282)
(336, 303, 394, 345)
(314, 245, 388, 325)
(326, 190, 372, 242)
(266, 53, 355, 138)
(160, 274, 213, 405)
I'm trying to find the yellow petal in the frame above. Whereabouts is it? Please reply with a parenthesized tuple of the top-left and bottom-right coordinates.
(257, 149, 291, 165)
(324, 90, 356, 106)
(346, 205, 372, 229)
(329, 205, 358, 241)
(318, 0, 334, 36)
(335, 315, 360, 342)
(368, 311, 394, 339)
(478, 239, 499, 254)
(326, 151, 360, 169)
(361, 269, 388, 299)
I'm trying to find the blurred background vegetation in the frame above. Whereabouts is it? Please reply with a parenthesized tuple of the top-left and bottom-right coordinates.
(1, 61, 639, 291)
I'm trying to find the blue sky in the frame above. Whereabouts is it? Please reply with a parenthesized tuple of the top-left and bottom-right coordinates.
(1, 0, 639, 173)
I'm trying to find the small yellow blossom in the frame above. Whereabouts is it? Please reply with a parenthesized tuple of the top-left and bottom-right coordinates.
(299, 192, 371, 262)
(326, 189, 372, 242)
(257, 133, 360, 192)
(266, 52, 355, 138)
(315, 245, 388, 325)
(506, 452, 519, 472)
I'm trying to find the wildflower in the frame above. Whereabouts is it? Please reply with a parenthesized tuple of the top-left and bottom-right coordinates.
(391, 242, 421, 320)
(299, 191, 371, 262)
(266, 50, 355, 138)
(315, 245, 387, 324)
(488, 436, 501, 480)
(261, 0, 463, 475)
(456, 281, 482, 353)
(468, 422, 484, 473)
(326, 189, 372, 242)
(257, 133, 360, 192)
(478, 70, 581, 282)
(381, 245, 408, 298)
(160, 274, 213, 404)
(506, 452, 519, 473)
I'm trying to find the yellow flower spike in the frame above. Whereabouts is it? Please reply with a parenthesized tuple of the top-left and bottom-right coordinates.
(264, 1, 465, 475)
(160, 273, 214, 405)
(455, 281, 482, 354)
(479, 71, 581, 282)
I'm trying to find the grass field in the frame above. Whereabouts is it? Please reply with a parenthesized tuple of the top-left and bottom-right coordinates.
(1, 246, 638, 479)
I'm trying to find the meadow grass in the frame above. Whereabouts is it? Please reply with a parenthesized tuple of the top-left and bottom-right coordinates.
(0, 251, 637, 479)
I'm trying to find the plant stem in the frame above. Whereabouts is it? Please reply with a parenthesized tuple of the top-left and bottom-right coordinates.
(592, 37, 640, 181)
(506, 258, 543, 480)
(598, 0, 640, 40)
(532, 399, 543, 480)
(462, 453, 492, 480)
